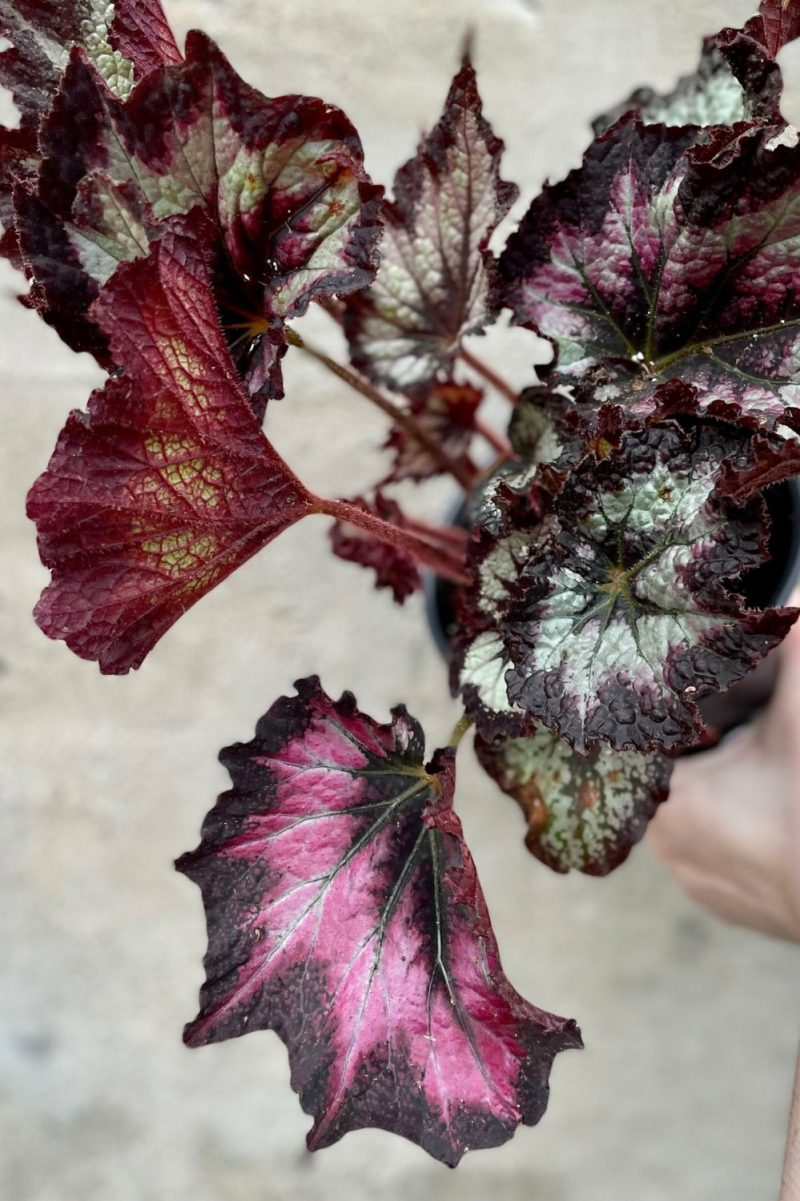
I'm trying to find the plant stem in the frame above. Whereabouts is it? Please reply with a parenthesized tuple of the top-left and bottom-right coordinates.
(446, 714, 474, 749)
(401, 516, 468, 551)
(460, 346, 519, 405)
(315, 496, 470, 585)
(475, 417, 512, 458)
(287, 328, 476, 490)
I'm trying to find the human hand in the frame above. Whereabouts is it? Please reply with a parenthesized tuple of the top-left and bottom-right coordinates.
(648, 615, 800, 944)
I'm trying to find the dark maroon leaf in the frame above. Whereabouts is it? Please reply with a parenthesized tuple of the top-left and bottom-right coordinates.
(345, 58, 518, 392)
(499, 117, 800, 431)
(475, 731, 672, 876)
(177, 677, 580, 1166)
(385, 379, 482, 483)
(329, 493, 423, 604)
(27, 216, 316, 673)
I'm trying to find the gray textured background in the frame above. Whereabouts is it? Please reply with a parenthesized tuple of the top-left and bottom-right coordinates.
(2, 2, 800, 1199)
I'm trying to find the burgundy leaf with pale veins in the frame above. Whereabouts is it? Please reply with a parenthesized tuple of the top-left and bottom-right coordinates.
(9, 30, 382, 404)
(27, 216, 316, 673)
(455, 421, 798, 751)
(475, 731, 672, 876)
(385, 379, 482, 483)
(344, 58, 518, 392)
(498, 116, 800, 431)
(329, 493, 423, 604)
(177, 678, 580, 1166)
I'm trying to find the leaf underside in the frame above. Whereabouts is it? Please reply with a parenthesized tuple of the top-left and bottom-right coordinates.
(27, 215, 315, 673)
(177, 678, 580, 1166)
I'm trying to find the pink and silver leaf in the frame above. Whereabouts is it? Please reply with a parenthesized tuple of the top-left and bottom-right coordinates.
(177, 677, 580, 1166)
(345, 58, 518, 392)
(498, 117, 800, 433)
(8, 30, 383, 408)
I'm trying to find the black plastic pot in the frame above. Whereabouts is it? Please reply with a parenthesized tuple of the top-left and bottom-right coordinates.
(426, 478, 800, 745)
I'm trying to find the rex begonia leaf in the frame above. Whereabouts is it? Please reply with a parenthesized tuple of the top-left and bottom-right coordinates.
(450, 493, 546, 741)
(498, 116, 800, 431)
(344, 58, 518, 392)
(455, 422, 798, 752)
(385, 379, 482, 483)
(593, 15, 784, 134)
(475, 731, 672, 877)
(177, 677, 580, 1166)
(10, 30, 382, 405)
(0, 0, 179, 261)
(329, 493, 423, 604)
(27, 216, 316, 673)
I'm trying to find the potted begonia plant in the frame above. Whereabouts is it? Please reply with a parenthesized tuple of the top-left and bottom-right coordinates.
(2, 0, 800, 1168)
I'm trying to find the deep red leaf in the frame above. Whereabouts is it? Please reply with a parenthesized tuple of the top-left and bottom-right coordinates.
(177, 678, 580, 1166)
(27, 216, 316, 673)
(747, 0, 800, 58)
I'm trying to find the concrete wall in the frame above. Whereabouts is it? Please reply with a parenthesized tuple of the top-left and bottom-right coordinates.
(1, 2, 799, 1198)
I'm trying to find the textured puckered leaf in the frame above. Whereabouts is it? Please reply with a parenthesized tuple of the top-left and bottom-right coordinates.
(11, 31, 382, 403)
(0, 0, 176, 270)
(450, 495, 546, 741)
(177, 678, 580, 1166)
(27, 217, 316, 673)
(456, 422, 798, 751)
(475, 731, 672, 876)
(385, 379, 482, 483)
(344, 59, 518, 392)
(329, 493, 422, 604)
(594, 18, 784, 133)
(498, 117, 800, 431)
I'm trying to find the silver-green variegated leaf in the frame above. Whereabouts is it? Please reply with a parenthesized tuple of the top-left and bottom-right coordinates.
(593, 16, 786, 135)
(503, 423, 798, 751)
(344, 58, 518, 392)
(475, 730, 672, 876)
